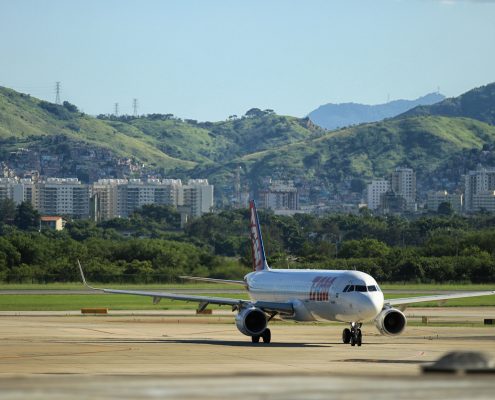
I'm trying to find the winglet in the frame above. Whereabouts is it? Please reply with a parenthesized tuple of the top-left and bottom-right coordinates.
(77, 260, 100, 291)
(249, 200, 269, 271)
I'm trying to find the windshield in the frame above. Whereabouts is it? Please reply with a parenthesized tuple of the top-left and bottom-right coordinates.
(343, 284, 380, 293)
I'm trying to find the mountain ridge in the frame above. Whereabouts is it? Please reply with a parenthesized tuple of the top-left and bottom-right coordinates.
(1, 83, 495, 205)
(398, 82, 495, 125)
(307, 92, 445, 130)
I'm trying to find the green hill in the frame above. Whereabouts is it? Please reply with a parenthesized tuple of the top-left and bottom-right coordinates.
(0, 88, 323, 175)
(400, 82, 495, 125)
(229, 116, 495, 185)
(2, 84, 495, 204)
(0, 87, 194, 169)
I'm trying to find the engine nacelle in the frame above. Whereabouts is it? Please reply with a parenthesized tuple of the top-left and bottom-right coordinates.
(235, 307, 267, 336)
(374, 308, 407, 336)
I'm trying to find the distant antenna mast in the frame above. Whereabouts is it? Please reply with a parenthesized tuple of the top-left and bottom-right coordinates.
(132, 98, 138, 117)
(55, 82, 61, 104)
(234, 165, 241, 208)
(114, 102, 119, 116)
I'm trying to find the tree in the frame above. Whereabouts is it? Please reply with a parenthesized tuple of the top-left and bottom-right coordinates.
(339, 238, 390, 259)
(437, 201, 454, 216)
(62, 101, 79, 113)
(14, 202, 40, 230)
(0, 198, 16, 224)
(350, 178, 366, 193)
(245, 108, 264, 118)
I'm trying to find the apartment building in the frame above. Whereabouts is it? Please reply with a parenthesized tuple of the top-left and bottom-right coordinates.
(0, 177, 38, 207)
(91, 178, 215, 220)
(463, 167, 495, 212)
(471, 191, 495, 213)
(426, 191, 463, 213)
(366, 179, 390, 210)
(390, 167, 416, 211)
(258, 180, 299, 211)
(37, 178, 90, 219)
(91, 179, 126, 221)
(2, 176, 214, 221)
(181, 179, 214, 218)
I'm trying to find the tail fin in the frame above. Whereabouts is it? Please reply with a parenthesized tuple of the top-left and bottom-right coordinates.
(249, 200, 269, 271)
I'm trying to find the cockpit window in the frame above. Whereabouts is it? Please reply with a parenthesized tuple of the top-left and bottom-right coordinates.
(367, 285, 378, 292)
(343, 285, 350, 292)
(355, 285, 367, 292)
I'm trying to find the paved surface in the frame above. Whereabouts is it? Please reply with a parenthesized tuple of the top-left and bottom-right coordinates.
(0, 309, 494, 398)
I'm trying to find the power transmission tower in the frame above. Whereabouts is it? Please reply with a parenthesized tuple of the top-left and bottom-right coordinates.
(114, 102, 119, 116)
(234, 165, 241, 208)
(55, 82, 61, 104)
(132, 98, 138, 117)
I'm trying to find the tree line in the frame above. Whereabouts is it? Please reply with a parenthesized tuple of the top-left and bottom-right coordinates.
(1, 200, 495, 283)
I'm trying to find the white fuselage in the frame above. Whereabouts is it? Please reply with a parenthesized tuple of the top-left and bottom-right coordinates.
(245, 269, 384, 323)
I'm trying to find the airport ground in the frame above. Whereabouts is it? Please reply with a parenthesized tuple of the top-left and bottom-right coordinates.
(0, 308, 495, 399)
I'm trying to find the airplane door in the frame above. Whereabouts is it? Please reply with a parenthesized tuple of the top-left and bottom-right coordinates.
(329, 284, 338, 304)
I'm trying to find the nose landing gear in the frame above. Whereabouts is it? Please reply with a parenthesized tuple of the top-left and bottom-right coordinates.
(251, 328, 271, 344)
(342, 322, 362, 346)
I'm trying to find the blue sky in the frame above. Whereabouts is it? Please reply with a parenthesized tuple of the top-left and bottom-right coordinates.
(0, 0, 494, 120)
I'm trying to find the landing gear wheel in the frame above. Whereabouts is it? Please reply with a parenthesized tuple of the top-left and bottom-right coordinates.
(342, 328, 351, 344)
(262, 328, 271, 343)
(347, 322, 363, 347)
(251, 335, 260, 343)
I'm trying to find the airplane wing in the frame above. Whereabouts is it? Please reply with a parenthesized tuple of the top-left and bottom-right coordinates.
(179, 276, 246, 286)
(77, 261, 293, 314)
(387, 290, 495, 307)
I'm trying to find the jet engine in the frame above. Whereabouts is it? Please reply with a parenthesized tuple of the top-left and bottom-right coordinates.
(235, 307, 267, 336)
(374, 308, 407, 336)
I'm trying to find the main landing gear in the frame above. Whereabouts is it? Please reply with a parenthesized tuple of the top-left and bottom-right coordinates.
(251, 328, 271, 344)
(342, 323, 362, 347)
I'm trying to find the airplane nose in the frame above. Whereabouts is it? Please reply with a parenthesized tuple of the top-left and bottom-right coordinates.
(359, 293, 383, 319)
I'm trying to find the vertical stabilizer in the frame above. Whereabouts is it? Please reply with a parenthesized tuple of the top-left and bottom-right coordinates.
(249, 200, 269, 271)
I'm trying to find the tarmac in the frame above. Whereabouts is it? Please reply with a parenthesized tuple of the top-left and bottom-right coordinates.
(0, 308, 494, 399)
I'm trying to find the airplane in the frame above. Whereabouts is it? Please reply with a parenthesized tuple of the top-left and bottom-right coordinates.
(78, 200, 495, 346)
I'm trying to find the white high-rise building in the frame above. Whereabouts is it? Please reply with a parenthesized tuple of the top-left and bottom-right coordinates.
(2, 176, 214, 221)
(390, 167, 416, 211)
(259, 180, 299, 211)
(471, 191, 495, 213)
(426, 191, 463, 213)
(181, 179, 214, 217)
(37, 178, 90, 218)
(0, 177, 38, 207)
(366, 179, 390, 210)
(91, 179, 127, 221)
(463, 167, 495, 212)
(94, 178, 184, 219)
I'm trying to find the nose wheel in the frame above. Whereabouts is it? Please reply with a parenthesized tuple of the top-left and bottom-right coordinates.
(342, 323, 362, 346)
(251, 328, 271, 344)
